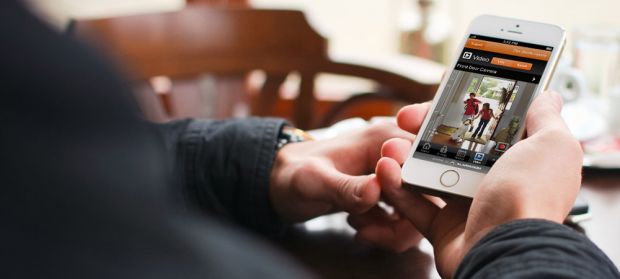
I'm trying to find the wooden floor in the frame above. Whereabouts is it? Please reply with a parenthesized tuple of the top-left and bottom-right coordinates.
(430, 132, 488, 152)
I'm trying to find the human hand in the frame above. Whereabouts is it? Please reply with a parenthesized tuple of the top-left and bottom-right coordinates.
(357, 91, 583, 277)
(346, 103, 431, 252)
(269, 122, 413, 222)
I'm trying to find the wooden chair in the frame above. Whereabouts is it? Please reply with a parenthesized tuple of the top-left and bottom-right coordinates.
(71, 6, 441, 129)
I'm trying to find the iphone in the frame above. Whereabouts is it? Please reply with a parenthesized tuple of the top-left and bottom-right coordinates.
(402, 15, 565, 198)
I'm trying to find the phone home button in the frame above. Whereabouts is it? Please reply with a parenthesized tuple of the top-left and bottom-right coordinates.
(440, 170, 460, 187)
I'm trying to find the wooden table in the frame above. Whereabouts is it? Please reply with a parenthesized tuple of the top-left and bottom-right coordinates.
(274, 170, 620, 279)
(580, 170, 620, 267)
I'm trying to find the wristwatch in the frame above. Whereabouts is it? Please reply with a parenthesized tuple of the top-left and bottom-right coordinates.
(276, 125, 314, 150)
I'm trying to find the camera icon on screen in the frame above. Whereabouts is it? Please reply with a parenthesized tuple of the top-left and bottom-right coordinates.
(462, 52, 473, 59)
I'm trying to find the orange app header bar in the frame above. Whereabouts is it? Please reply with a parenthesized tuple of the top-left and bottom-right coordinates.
(466, 38, 551, 61)
(491, 57, 533, 71)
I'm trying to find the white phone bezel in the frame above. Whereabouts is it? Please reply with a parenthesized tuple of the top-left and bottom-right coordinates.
(401, 15, 566, 198)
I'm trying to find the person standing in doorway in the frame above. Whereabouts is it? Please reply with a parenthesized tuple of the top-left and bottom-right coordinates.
(472, 103, 499, 139)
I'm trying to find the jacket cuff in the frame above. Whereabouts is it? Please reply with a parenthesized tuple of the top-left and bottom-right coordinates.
(455, 219, 619, 278)
(245, 118, 289, 235)
(181, 118, 288, 235)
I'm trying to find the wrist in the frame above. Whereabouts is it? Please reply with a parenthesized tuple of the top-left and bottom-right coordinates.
(269, 125, 313, 221)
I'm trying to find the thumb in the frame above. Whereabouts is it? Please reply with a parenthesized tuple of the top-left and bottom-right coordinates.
(321, 166, 380, 214)
(526, 91, 566, 136)
(375, 157, 439, 238)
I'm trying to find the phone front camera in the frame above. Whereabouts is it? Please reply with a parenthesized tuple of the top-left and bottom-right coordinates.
(516, 24, 520, 28)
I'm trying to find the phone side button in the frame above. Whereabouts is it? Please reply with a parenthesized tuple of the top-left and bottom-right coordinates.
(440, 170, 460, 187)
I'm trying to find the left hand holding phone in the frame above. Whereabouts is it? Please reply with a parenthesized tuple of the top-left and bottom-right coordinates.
(269, 122, 413, 222)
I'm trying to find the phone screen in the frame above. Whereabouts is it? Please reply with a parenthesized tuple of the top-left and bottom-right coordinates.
(414, 34, 554, 173)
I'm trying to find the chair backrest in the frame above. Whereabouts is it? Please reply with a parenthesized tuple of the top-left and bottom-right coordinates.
(71, 6, 439, 128)
(72, 7, 327, 81)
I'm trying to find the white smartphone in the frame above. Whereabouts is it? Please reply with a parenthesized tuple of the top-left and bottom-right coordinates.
(401, 15, 566, 198)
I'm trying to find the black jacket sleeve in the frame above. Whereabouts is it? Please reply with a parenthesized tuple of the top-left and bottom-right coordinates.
(455, 219, 620, 278)
(150, 118, 288, 235)
(3, 1, 312, 278)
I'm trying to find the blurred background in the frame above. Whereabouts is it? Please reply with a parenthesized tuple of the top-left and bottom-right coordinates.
(25, 0, 620, 59)
(25, 0, 620, 136)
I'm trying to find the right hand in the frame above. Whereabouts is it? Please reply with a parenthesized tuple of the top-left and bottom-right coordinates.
(353, 91, 583, 278)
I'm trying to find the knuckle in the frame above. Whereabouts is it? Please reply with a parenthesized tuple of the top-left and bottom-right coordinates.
(336, 178, 367, 213)
(336, 178, 362, 210)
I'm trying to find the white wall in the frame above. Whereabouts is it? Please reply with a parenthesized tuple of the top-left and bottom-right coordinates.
(447, 0, 620, 59)
(253, 0, 620, 62)
(25, 0, 620, 62)
(25, 0, 184, 28)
